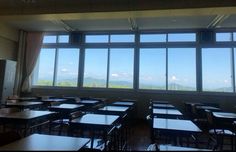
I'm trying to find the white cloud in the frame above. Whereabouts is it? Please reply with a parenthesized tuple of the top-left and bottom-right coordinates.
(111, 73, 119, 77)
(224, 79, 229, 83)
(61, 68, 68, 72)
(171, 75, 177, 81)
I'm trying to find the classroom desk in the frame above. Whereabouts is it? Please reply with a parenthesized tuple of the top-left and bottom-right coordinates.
(70, 113, 119, 150)
(158, 144, 211, 151)
(152, 104, 175, 109)
(40, 98, 67, 106)
(98, 106, 129, 117)
(151, 100, 169, 104)
(112, 101, 134, 107)
(17, 97, 38, 101)
(212, 111, 236, 127)
(49, 104, 84, 117)
(195, 105, 221, 112)
(79, 100, 100, 105)
(0, 134, 90, 151)
(153, 118, 202, 145)
(152, 108, 183, 119)
(0, 110, 55, 136)
(213, 112, 236, 120)
(153, 118, 202, 133)
(5, 101, 43, 110)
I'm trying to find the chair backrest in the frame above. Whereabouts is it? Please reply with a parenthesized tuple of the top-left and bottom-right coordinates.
(50, 102, 61, 106)
(205, 109, 214, 125)
(69, 111, 84, 121)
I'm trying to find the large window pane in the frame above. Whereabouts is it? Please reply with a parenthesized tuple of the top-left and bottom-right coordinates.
(83, 49, 108, 88)
(168, 33, 196, 42)
(235, 48, 236, 90)
(233, 33, 236, 41)
(109, 48, 134, 88)
(43, 35, 57, 43)
(140, 34, 166, 42)
(58, 35, 69, 43)
(202, 48, 232, 92)
(216, 33, 232, 42)
(168, 48, 196, 91)
(139, 48, 166, 90)
(55, 48, 79, 87)
(110, 34, 135, 43)
(33, 48, 56, 86)
(85, 35, 109, 43)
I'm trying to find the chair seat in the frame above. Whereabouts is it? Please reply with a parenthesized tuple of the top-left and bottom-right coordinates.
(193, 118, 207, 123)
(209, 129, 235, 136)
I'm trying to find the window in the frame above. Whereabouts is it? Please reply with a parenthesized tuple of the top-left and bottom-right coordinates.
(109, 48, 134, 88)
(235, 48, 236, 90)
(216, 33, 232, 42)
(202, 48, 233, 92)
(43, 35, 57, 43)
(168, 33, 196, 42)
(33, 48, 56, 86)
(83, 49, 108, 88)
(55, 48, 79, 87)
(233, 33, 236, 41)
(58, 35, 69, 43)
(168, 48, 196, 91)
(110, 34, 135, 43)
(139, 48, 166, 90)
(85, 35, 109, 43)
(140, 34, 166, 43)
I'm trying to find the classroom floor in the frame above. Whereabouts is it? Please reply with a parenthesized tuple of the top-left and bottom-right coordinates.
(128, 119, 151, 151)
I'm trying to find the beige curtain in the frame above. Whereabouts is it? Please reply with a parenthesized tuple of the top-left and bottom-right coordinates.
(13, 30, 27, 95)
(21, 32, 44, 93)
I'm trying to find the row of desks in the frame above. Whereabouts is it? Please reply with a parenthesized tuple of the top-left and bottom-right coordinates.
(0, 100, 135, 151)
(150, 100, 236, 150)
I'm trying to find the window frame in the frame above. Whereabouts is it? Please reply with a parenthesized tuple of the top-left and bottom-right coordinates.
(31, 30, 236, 96)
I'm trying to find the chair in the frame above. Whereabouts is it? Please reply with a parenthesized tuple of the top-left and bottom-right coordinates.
(205, 109, 235, 151)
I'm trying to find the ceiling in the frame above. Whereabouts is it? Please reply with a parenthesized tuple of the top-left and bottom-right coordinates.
(1, 0, 236, 32)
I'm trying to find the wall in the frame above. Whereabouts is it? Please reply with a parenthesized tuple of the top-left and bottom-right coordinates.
(0, 23, 18, 60)
(32, 88, 236, 119)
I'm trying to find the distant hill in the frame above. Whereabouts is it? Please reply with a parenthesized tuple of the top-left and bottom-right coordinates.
(38, 77, 233, 92)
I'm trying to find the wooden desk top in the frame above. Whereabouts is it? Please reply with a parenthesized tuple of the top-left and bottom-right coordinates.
(153, 108, 182, 115)
(153, 118, 201, 133)
(0, 134, 90, 151)
(153, 104, 175, 109)
(99, 106, 129, 112)
(112, 101, 134, 106)
(41, 99, 67, 102)
(79, 100, 100, 104)
(152, 100, 169, 104)
(6, 101, 43, 106)
(71, 114, 119, 126)
(159, 144, 211, 151)
(0, 110, 55, 120)
(213, 112, 236, 119)
(196, 105, 221, 111)
(49, 104, 84, 110)
(17, 97, 38, 101)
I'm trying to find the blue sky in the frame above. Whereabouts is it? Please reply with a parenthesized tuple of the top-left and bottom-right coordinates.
(36, 34, 234, 91)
